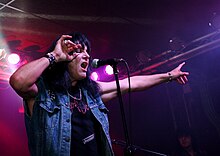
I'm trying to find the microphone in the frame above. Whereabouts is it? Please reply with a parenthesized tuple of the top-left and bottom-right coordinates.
(91, 58, 123, 68)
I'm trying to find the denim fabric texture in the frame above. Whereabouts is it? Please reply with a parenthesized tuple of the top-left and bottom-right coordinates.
(24, 77, 114, 156)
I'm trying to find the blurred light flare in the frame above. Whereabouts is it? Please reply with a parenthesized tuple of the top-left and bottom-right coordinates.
(91, 72, 99, 81)
(105, 65, 113, 75)
(7, 53, 20, 65)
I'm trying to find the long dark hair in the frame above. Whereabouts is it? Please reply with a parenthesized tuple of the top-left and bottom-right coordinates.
(42, 32, 100, 96)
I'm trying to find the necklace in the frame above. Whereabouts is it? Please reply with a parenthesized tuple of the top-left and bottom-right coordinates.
(67, 88, 82, 101)
(67, 88, 89, 114)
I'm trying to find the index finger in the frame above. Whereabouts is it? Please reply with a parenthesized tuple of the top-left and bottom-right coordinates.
(58, 35, 73, 44)
(178, 62, 186, 69)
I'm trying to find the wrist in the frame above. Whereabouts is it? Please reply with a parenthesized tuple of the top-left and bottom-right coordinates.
(44, 52, 57, 65)
(50, 51, 60, 61)
(167, 72, 173, 82)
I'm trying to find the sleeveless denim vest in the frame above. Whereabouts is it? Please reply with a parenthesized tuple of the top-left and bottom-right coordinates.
(24, 77, 114, 156)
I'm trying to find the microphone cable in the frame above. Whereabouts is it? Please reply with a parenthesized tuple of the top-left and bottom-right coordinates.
(120, 59, 134, 148)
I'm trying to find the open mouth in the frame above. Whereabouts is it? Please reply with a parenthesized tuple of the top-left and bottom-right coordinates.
(81, 62, 88, 69)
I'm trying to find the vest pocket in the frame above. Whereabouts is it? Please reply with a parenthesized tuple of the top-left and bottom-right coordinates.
(38, 101, 61, 129)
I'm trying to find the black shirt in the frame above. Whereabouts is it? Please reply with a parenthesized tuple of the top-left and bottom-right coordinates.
(69, 87, 102, 156)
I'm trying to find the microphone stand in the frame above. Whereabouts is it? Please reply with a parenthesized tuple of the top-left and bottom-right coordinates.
(112, 62, 168, 156)
(112, 139, 168, 156)
(112, 63, 133, 156)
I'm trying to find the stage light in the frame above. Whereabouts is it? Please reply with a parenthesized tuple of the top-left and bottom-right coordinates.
(91, 72, 99, 81)
(7, 53, 20, 65)
(105, 65, 113, 75)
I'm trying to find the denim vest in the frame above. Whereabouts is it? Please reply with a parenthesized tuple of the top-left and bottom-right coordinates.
(24, 78, 114, 156)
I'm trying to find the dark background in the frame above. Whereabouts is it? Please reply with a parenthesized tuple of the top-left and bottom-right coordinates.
(0, 0, 220, 155)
